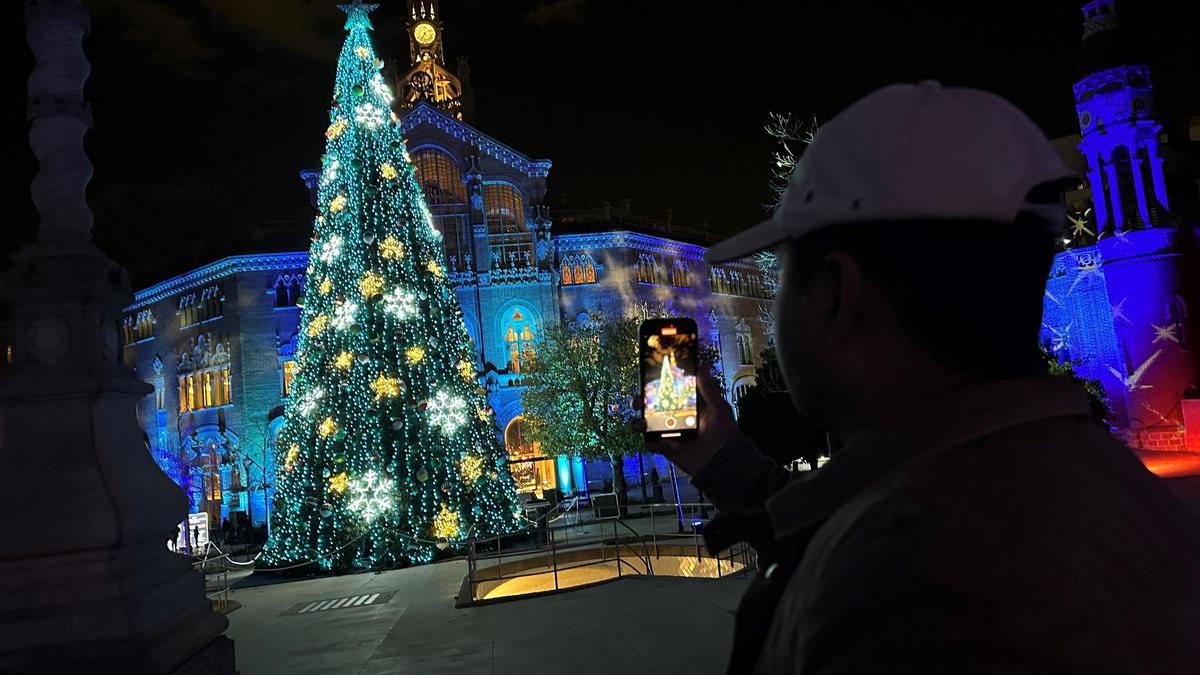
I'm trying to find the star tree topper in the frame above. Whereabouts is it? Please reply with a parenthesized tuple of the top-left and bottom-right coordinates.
(338, 0, 379, 30)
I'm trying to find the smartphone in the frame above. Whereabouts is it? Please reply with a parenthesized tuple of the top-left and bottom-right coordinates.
(639, 318, 700, 440)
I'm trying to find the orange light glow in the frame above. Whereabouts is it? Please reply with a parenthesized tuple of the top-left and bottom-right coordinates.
(1137, 450, 1200, 479)
(661, 326, 677, 336)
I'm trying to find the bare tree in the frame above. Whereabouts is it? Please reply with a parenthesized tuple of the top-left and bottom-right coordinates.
(757, 113, 819, 299)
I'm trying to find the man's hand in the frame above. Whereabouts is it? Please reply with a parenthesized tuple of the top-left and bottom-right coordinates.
(633, 369, 742, 476)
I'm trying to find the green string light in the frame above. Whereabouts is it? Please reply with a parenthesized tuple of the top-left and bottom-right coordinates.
(260, 1, 523, 573)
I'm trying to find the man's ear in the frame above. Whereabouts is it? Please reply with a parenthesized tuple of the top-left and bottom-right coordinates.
(821, 252, 864, 344)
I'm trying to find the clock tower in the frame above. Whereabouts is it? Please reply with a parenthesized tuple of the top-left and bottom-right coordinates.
(397, 0, 472, 121)
(408, 0, 445, 65)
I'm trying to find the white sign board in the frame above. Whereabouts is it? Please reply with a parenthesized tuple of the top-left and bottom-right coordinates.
(173, 512, 210, 554)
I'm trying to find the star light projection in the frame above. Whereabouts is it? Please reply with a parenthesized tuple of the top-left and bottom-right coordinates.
(261, 0, 522, 573)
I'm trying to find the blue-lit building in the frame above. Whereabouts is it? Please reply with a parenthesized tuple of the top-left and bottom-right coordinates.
(121, 1, 774, 529)
(1041, 0, 1200, 451)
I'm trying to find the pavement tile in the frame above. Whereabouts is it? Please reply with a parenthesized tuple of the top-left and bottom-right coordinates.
(226, 559, 746, 675)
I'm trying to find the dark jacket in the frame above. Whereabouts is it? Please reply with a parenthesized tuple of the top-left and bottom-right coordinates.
(694, 376, 1200, 673)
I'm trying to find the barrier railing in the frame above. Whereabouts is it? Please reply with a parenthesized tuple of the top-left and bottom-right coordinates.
(465, 499, 754, 604)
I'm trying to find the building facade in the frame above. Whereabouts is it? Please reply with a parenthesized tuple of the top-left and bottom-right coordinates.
(1041, 0, 1200, 451)
(122, 1, 774, 528)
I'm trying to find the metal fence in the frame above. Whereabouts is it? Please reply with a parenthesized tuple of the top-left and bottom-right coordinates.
(464, 498, 755, 604)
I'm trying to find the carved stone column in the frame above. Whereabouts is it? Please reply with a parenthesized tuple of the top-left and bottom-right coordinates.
(464, 155, 489, 276)
(0, 2, 234, 672)
(532, 203, 552, 273)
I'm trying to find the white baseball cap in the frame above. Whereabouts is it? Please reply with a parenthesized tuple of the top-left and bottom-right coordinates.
(705, 81, 1079, 263)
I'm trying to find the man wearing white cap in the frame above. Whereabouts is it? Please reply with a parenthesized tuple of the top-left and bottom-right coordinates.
(640, 82, 1200, 673)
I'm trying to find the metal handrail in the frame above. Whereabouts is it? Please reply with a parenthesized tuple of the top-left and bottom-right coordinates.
(466, 499, 748, 602)
(609, 517, 654, 577)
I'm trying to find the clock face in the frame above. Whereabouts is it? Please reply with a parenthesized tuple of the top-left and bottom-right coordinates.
(414, 22, 437, 46)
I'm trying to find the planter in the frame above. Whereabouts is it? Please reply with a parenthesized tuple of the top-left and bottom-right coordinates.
(1183, 399, 1200, 451)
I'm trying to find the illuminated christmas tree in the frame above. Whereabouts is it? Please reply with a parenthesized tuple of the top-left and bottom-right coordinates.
(261, 0, 522, 572)
(654, 353, 683, 413)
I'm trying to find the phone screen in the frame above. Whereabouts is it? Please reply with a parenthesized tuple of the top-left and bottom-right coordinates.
(640, 319, 699, 439)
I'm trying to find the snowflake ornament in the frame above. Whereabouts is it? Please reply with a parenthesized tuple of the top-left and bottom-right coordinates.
(370, 374, 402, 403)
(383, 288, 417, 320)
(431, 503, 460, 539)
(328, 471, 349, 495)
(460, 455, 484, 484)
(297, 386, 325, 417)
(321, 158, 339, 186)
(355, 103, 386, 129)
(427, 390, 468, 435)
(379, 235, 404, 260)
(306, 314, 329, 338)
(405, 346, 426, 365)
(359, 271, 384, 299)
(318, 235, 344, 263)
(325, 117, 349, 140)
(348, 470, 394, 521)
(333, 300, 358, 330)
(372, 76, 394, 103)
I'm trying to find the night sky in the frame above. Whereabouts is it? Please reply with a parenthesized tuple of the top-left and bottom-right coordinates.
(3, 0, 1197, 288)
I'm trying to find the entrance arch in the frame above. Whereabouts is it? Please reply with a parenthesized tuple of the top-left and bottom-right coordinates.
(504, 416, 557, 498)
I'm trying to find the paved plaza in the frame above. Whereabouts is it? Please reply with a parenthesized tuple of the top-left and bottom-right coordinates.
(225, 560, 747, 674)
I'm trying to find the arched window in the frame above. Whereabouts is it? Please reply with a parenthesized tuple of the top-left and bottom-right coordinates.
(502, 307, 537, 373)
(736, 320, 754, 365)
(411, 149, 466, 205)
(584, 259, 596, 283)
(203, 372, 214, 408)
(561, 260, 575, 285)
(281, 360, 296, 395)
(638, 254, 661, 284)
(573, 262, 585, 285)
(274, 274, 305, 309)
(671, 260, 691, 288)
(505, 416, 557, 498)
(484, 184, 526, 235)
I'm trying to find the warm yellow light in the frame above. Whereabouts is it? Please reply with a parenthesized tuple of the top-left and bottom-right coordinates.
(307, 314, 329, 337)
(405, 346, 426, 365)
(380, 162, 398, 180)
(285, 443, 300, 472)
(457, 359, 475, 381)
(431, 503, 460, 539)
(355, 45, 370, 59)
(359, 271, 384, 299)
(460, 455, 484, 484)
(334, 351, 354, 371)
(318, 417, 339, 438)
(325, 117, 349, 139)
(329, 471, 349, 494)
(379, 235, 405, 260)
(475, 404, 490, 421)
(330, 194, 348, 213)
(370, 374, 402, 403)
(319, 277, 332, 295)
(426, 260, 444, 279)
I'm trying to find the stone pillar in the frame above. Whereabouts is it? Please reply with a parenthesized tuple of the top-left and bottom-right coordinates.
(1127, 145, 1151, 228)
(464, 155, 489, 275)
(1145, 138, 1169, 211)
(1104, 161, 1124, 232)
(1086, 161, 1108, 233)
(0, 3, 235, 672)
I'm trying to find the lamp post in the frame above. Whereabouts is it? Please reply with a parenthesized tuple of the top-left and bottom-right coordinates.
(242, 456, 254, 538)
